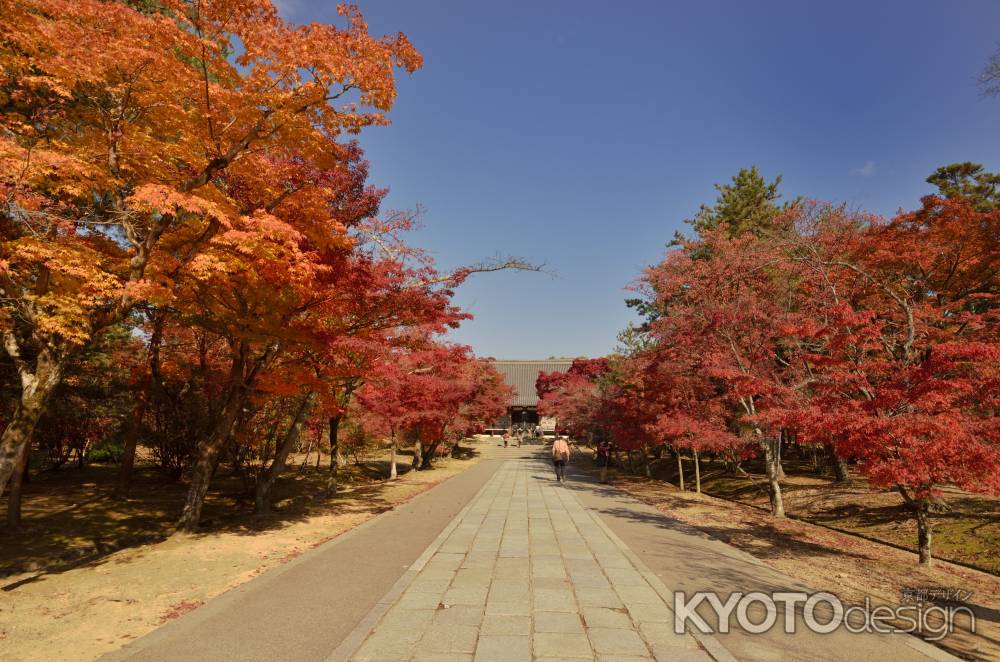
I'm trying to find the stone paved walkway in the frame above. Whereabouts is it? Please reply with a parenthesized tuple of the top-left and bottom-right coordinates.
(346, 457, 714, 662)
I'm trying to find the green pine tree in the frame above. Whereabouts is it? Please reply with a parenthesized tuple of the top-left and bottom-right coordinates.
(926, 162, 1000, 211)
(688, 166, 789, 238)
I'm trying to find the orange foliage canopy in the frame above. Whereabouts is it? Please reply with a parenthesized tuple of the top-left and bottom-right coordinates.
(0, 0, 422, 494)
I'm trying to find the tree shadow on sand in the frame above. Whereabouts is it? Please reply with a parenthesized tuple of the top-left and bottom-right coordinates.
(1, 444, 481, 587)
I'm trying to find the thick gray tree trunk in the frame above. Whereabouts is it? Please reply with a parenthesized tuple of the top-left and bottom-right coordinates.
(421, 439, 441, 469)
(676, 448, 685, 492)
(176, 343, 276, 532)
(775, 429, 786, 481)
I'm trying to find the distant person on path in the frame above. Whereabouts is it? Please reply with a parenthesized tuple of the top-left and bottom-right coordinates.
(534, 424, 543, 440)
(502, 431, 509, 448)
(596, 439, 611, 484)
(552, 436, 570, 483)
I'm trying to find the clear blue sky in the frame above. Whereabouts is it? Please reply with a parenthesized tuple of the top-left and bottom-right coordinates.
(277, 0, 1000, 360)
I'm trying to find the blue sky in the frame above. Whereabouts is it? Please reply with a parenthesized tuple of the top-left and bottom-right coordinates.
(277, 0, 1000, 359)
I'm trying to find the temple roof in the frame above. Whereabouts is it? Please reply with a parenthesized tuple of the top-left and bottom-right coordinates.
(490, 359, 576, 407)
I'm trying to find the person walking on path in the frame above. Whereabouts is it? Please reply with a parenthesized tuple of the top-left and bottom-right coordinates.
(552, 436, 570, 482)
(502, 431, 509, 448)
(596, 439, 611, 484)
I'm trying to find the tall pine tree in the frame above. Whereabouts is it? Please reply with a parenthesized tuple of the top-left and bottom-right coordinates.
(688, 166, 789, 238)
(926, 162, 1000, 211)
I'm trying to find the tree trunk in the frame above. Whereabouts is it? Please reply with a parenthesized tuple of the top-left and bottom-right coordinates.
(643, 444, 652, 478)
(764, 436, 785, 517)
(676, 448, 685, 492)
(326, 413, 342, 494)
(113, 414, 141, 499)
(915, 501, 933, 566)
(255, 392, 316, 513)
(117, 315, 163, 499)
(176, 342, 278, 532)
(388, 432, 397, 480)
(421, 439, 442, 469)
(825, 443, 849, 482)
(113, 384, 149, 499)
(412, 438, 423, 472)
(627, 449, 635, 473)
(6, 442, 29, 530)
(0, 349, 65, 497)
(297, 436, 314, 475)
(694, 449, 701, 494)
(775, 429, 786, 481)
(176, 379, 248, 532)
(897, 487, 933, 565)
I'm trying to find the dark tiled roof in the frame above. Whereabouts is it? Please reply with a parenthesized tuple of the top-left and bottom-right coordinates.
(491, 359, 575, 407)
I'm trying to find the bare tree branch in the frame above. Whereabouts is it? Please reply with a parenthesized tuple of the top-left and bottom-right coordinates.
(426, 255, 549, 288)
(979, 45, 1000, 97)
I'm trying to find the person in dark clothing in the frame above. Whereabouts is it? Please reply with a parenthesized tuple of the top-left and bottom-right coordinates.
(596, 440, 611, 483)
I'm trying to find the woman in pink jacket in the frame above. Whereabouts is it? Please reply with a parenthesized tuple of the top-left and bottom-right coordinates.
(551, 437, 570, 483)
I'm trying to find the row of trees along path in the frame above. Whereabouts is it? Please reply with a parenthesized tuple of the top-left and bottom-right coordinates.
(538, 165, 999, 566)
(0, 0, 526, 533)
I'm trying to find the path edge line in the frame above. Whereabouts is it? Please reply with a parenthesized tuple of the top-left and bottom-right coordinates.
(326, 464, 503, 662)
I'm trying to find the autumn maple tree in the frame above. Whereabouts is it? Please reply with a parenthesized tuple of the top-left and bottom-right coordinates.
(0, 0, 422, 497)
(605, 193, 1000, 563)
(779, 197, 1000, 563)
(536, 359, 609, 440)
(354, 340, 508, 479)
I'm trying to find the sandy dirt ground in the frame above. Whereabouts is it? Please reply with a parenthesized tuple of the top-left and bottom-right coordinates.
(623, 450, 999, 575)
(0, 448, 486, 662)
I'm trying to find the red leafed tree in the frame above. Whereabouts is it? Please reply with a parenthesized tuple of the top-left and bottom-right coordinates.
(434, 358, 511, 461)
(537, 375, 599, 439)
(354, 342, 509, 477)
(536, 357, 609, 399)
(626, 196, 998, 561)
(640, 224, 813, 516)
(536, 359, 610, 440)
(784, 197, 1000, 564)
(634, 342, 742, 492)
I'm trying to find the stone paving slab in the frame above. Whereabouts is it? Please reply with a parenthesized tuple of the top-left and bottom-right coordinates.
(343, 458, 716, 661)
